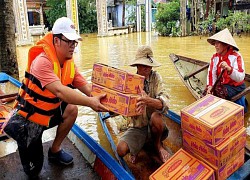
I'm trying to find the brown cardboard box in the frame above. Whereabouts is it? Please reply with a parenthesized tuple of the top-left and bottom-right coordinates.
(91, 63, 144, 94)
(91, 63, 109, 87)
(91, 83, 141, 116)
(149, 148, 215, 180)
(186, 148, 245, 180)
(181, 95, 244, 146)
(183, 127, 246, 167)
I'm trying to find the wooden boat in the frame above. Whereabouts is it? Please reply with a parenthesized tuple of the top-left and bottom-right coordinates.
(1, 72, 250, 179)
(99, 110, 250, 180)
(98, 53, 250, 179)
(169, 53, 250, 108)
(0, 72, 133, 180)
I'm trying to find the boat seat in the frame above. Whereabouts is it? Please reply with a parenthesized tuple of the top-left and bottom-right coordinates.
(234, 96, 248, 113)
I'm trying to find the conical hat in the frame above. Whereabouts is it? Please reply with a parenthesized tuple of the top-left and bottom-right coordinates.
(207, 28, 239, 51)
(129, 45, 161, 67)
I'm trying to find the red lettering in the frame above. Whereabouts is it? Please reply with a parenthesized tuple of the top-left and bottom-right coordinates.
(168, 160, 182, 173)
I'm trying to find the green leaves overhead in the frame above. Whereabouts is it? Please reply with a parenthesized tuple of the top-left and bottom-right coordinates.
(155, 0, 180, 36)
(45, 0, 97, 33)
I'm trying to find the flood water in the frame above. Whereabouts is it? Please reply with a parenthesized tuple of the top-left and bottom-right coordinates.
(13, 32, 250, 153)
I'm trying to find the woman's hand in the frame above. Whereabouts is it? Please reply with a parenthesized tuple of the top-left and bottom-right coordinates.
(219, 61, 231, 73)
(206, 86, 213, 95)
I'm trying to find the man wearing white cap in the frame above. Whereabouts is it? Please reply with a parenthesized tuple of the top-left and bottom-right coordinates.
(117, 45, 171, 164)
(4, 17, 108, 178)
(205, 28, 247, 111)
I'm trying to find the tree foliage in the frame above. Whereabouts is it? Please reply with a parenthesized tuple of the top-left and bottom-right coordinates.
(78, 1, 97, 33)
(126, 0, 136, 25)
(45, 0, 66, 27)
(216, 11, 250, 33)
(45, 0, 97, 33)
(0, 0, 19, 79)
(201, 11, 250, 35)
(155, 0, 180, 36)
(125, 0, 146, 31)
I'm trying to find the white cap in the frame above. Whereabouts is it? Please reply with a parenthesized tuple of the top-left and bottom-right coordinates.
(52, 17, 82, 41)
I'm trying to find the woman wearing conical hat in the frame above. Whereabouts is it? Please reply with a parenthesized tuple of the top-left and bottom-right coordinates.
(205, 28, 247, 109)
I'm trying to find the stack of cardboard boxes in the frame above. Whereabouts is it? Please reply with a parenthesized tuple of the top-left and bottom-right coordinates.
(149, 94, 246, 180)
(149, 148, 215, 180)
(181, 94, 246, 179)
(91, 63, 145, 116)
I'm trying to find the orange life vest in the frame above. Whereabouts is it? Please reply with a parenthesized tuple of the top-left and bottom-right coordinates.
(15, 33, 75, 126)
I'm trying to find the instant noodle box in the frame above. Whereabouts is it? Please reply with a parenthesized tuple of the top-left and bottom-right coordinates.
(181, 95, 244, 146)
(91, 83, 142, 116)
(149, 148, 215, 180)
(186, 148, 245, 180)
(91, 63, 144, 94)
(182, 127, 246, 167)
(91, 63, 109, 87)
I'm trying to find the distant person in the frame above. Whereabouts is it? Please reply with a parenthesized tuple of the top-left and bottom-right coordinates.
(205, 28, 247, 111)
(4, 17, 108, 178)
(117, 45, 171, 164)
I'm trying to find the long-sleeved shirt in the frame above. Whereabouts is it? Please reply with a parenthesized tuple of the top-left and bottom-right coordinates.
(207, 49, 245, 87)
(129, 70, 170, 128)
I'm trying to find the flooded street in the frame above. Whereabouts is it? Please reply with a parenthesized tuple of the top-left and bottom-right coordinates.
(13, 32, 250, 153)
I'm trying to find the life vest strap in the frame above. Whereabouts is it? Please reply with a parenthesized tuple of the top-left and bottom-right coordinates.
(17, 96, 59, 118)
(20, 83, 60, 103)
(25, 71, 45, 91)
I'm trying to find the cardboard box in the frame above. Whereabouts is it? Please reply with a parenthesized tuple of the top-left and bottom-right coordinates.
(149, 148, 215, 180)
(91, 63, 109, 87)
(181, 95, 244, 146)
(183, 127, 246, 167)
(91, 63, 145, 94)
(186, 148, 245, 180)
(91, 83, 141, 116)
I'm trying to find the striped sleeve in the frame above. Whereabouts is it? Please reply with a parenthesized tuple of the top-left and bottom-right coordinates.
(229, 52, 245, 82)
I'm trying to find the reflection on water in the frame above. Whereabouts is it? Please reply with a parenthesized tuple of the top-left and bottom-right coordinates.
(15, 32, 250, 150)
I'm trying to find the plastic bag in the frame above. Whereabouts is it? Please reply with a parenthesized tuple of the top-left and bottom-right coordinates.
(4, 110, 43, 148)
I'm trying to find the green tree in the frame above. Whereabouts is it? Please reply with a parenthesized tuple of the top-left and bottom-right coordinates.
(126, 0, 136, 25)
(45, 0, 97, 33)
(0, 0, 19, 79)
(216, 11, 250, 34)
(125, 0, 146, 31)
(78, 0, 97, 33)
(155, 0, 180, 36)
(45, 0, 66, 27)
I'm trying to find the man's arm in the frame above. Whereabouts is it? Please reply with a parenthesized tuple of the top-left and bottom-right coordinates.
(45, 80, 108, 112)
(77, 83, 92, 97)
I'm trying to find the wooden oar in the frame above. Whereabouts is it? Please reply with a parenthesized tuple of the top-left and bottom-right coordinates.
(184, 64, 209, 80)
(231, 86, 250, 102)
(210, 69, 226, 94)
(0, 93, 18, 99)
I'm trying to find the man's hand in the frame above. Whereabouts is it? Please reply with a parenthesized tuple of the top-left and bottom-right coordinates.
(136, 89, 147, 114)
(89, 94, 109, 112)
